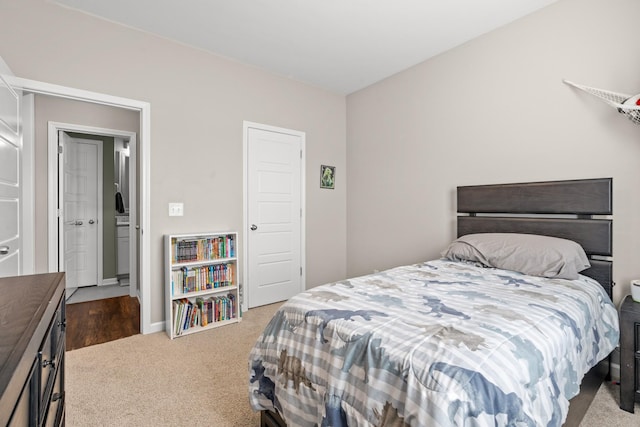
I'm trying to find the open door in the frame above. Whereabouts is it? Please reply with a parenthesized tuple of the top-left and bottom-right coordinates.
(58, 131, 102, 289)
(0, 56, 21, 277)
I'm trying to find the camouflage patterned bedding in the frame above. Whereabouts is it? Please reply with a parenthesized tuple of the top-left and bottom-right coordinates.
(248, 259, 619, 426)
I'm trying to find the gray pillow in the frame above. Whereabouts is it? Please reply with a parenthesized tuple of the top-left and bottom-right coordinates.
(441, 233, 590, 280)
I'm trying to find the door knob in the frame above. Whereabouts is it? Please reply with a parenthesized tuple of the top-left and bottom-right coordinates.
(0, 246, 9, 255)
(75, 220, 83, 226)
(250, 224, 258, 231)
(89, 219, 95, 224)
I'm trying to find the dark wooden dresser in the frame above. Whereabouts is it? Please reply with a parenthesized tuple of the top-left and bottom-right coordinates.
(620, 294, 640, 412)
(0, 273, 66, 426)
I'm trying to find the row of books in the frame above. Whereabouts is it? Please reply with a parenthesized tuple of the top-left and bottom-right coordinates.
(171, 264, 234, 295)
(172, 294, 237, 336)
(172, 235, 235, 263)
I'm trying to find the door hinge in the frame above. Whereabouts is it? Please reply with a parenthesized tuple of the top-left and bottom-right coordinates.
(300, 150, 302, 159)
(58, 145, 63, 154)
(300, 267, 302, 276)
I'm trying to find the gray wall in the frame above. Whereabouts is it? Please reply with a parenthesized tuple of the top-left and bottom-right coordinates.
(1, 0, 347, 325)
(346, 0, 640, 305)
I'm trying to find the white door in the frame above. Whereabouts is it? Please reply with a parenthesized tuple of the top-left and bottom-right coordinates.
(0, 57, 21, 277)
(59, 132, 102, 289)
(246, 124, 304, 308)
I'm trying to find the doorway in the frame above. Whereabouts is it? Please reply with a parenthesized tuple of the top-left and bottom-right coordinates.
(243, 121, 306, 310)
(16, 76, 153, 334)
(48, 123, 138, 301)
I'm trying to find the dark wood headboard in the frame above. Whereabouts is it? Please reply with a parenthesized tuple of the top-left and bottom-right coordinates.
(457, 178, 613, 297)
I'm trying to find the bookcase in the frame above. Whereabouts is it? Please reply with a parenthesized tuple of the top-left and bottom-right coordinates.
(165, 232, 240, 339)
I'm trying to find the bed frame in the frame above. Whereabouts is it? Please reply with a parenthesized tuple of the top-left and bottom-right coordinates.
(457, 178, 613, 297)
(260, 177, 614, 427)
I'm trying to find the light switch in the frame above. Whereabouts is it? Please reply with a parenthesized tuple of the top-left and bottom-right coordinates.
(169, 203, 184, 216)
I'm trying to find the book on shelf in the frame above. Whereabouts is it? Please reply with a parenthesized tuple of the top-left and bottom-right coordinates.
(171, 263, 235, 296)
(171, 234, 236, 264)
(171, 293, 237, 336)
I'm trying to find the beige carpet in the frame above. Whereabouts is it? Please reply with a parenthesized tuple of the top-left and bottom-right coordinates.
(66, 302, 281, 427)
(581, 380, 639, 426)
(66, 302, 640, 426)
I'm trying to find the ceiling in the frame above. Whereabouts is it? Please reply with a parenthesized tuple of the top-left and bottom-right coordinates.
(52, 0, 558, 94)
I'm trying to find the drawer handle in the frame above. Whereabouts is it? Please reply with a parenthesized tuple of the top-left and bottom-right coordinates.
(42, 359, 56, 369)
(0, 246, 8, 255)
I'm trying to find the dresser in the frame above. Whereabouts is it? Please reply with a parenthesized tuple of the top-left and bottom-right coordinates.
(620, 294, 640, 412)
(0, 273, 66, 426)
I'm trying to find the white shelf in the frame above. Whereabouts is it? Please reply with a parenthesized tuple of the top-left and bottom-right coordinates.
(174, 318, 239, 337)
(170, 285, 238, 300)
(165, 232, 240, 339)
(169, 257, 236, 270)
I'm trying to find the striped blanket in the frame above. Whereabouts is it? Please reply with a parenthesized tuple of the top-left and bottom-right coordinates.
(249, 259, 619, 426)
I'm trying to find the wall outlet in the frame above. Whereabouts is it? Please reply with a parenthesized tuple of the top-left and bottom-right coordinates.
(168, 202, 184, 216)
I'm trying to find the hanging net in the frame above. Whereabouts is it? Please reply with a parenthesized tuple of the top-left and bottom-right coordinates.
(563, 79, 640, 126)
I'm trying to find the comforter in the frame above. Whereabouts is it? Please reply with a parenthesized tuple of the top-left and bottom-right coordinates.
(248, 259, 619, 426)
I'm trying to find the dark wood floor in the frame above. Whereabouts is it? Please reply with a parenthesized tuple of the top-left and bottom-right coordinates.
(66, 295, 140, 351)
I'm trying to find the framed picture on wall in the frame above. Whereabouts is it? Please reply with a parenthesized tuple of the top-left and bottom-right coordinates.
(320, 165, 335, 189)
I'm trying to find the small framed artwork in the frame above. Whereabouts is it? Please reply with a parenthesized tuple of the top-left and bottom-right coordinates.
(320, 165, 335, 189)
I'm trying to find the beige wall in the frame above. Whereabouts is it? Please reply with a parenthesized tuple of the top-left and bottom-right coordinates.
(1, 0, 347, 325)
(347, 0, 640, 305)
(4, 0, 636, 324)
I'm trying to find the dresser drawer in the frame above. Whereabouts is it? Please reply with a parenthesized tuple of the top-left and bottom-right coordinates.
(52, 300, 65, 351)
(38, 299, 65, 421)
(43, 351, 64, 427)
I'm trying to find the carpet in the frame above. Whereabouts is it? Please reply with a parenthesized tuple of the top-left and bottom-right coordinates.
(65, 302, 640, 426)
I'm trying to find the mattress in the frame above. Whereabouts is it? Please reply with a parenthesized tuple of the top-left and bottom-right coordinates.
(248, 259, 619, 426)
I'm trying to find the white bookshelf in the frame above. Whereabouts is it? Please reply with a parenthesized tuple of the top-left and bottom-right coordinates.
(164, 232, 240, 339)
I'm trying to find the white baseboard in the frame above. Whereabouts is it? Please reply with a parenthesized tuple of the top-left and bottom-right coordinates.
(101, 277, 119, 286)
(145, 321, 165, 335)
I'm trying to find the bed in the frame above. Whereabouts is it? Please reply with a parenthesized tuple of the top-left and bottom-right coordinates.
(249, 178, 619, 427)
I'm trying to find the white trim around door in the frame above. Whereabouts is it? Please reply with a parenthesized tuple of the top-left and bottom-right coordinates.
(21, 93, 35, 275)
(48, 123, 134, 293)
(14, 76, 155, 334)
